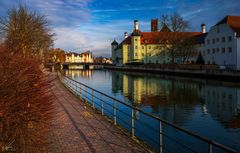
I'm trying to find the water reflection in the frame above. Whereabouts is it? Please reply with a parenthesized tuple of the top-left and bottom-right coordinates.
(112, 71, 240, 128)
(65, 69, 92, 78)
(201, 85, 240, 128)
(65, 70, 240, 151)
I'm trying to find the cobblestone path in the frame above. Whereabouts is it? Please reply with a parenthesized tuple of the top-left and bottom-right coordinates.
(46, 73, 150, 153)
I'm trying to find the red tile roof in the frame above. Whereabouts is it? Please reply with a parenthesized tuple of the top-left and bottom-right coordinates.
(216, 16, 240, 36)
(122, 31, 201, 45)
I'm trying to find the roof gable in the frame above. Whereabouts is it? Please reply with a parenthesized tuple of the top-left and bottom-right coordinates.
(216, 16, 240, 36)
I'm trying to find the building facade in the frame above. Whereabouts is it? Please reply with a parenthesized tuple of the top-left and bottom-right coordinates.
(200, 16, 240, 69)
(65, 51, 94, 63)
(111, 20, 202, 65)
(112, 16, 240, 70)
(65, 52, 82, 63)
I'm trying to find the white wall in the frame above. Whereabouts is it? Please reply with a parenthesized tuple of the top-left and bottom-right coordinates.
(237, 38, 240, 70)
(203, 24, 237, 69)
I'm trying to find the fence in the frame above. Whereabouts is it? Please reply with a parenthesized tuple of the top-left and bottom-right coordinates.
(58, 72, 237, 153)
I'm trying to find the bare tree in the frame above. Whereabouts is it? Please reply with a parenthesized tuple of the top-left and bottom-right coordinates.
(177, 37, 198, 63)
(159, 13, 196, 64)
(0, 5, 54, 58)
(161, 13, 188, 32)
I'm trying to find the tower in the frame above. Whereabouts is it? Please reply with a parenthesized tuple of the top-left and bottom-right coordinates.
(151, 19, 158, 32)
(131, 20, 141, 62)
(111, 40, 118, 65)
(201, 24, 206, 33)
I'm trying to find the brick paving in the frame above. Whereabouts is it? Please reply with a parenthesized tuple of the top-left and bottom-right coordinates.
(46, 72, 150, 153)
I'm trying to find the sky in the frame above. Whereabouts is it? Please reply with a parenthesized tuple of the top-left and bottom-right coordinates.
(0, 0, 240, 57)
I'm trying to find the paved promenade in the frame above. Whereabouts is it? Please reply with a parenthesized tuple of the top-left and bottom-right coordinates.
(47, 72, 150, 153)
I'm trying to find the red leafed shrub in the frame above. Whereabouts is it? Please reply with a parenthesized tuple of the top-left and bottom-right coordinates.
(0, 45, 53, 152)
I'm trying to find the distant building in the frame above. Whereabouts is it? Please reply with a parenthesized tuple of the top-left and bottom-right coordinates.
(81, 51, 94, 63)
(111, 20, 202, 65)
(112, 16, 240, 70)
(199, 16, 240, 69)
(65, 52, 82, 63)
(65, 51, 94, 63)
(94, 57, 112, 64)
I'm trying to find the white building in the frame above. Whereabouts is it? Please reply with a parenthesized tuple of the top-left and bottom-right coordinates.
(200, 16, 240, 69)
(65, 51, 94, 63)
(65, 52, 82, 63)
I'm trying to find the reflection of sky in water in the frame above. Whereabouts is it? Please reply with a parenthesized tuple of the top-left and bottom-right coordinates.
(65, 70, 240, 151)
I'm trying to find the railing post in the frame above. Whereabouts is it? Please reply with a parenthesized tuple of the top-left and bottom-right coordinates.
(209, 143, 212, 153)
(159, 121, 163, 153)
(131, 108, 135, 138)
(101, 95, 104, 115)
(113, 99, 117, 125)
(85, 88, 88, 103)
(75, 82, 77, 95)
(79, 84, 82, 99)
(92, 89, 94, 109)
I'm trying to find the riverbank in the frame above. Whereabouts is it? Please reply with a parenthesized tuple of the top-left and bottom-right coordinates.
(104, 65, 240, 82)
(46, 71, 150, 153)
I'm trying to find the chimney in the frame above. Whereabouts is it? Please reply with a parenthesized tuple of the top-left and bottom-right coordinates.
(151, 19, 158, 32)
(201, 24, 206, 33)
(134, 20, 139, 30)
(124, 32, 128, 38)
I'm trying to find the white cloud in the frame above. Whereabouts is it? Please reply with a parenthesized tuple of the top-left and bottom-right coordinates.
(53, 19, 150, 57)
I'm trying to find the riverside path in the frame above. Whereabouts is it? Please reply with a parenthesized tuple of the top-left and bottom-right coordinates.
(46, 71, 150, 153)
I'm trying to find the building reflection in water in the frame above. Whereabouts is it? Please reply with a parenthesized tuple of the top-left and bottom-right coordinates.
(65, 70, 92, 79)
(201, 86, 240, 128)
(112, 71, 240, 128)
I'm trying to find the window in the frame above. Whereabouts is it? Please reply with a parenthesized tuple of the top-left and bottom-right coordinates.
(216, 48, 219, 53)
(135, 53, 138, 56)
(207, 49, 210, 54)
(142, 46, 144, 49)
(228, 36, 232, 42)
(212, 48, 215, 54)
(222, 48, 225, 53)
(135, 39, 137, 41)
(222, 37, 225, 42)
(135, 46, 138, 49)
(148, 53, 151, 56)
(149, 46, 151, 49)
(228, 47, 232, 53)
(207, 39, 210, 44)
(216, 38, 219, 42)
(142, 53, 144, 56)
(212, 39, 215, 44)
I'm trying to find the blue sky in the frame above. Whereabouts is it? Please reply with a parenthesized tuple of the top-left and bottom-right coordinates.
(0, 0, 240, 57)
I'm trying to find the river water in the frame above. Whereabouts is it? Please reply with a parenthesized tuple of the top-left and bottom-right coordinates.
(64, 69, 240, 152)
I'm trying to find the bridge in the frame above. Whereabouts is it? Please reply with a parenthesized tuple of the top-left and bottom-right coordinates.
(62, 62, 110, 70)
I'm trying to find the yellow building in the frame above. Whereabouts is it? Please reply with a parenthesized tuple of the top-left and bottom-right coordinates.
(111, 19, 202, 65)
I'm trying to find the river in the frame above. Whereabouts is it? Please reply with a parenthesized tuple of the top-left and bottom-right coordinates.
(64, 69, 240, 152)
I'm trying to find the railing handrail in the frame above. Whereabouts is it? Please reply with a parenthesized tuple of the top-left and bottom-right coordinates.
(59, 71, 237, 153)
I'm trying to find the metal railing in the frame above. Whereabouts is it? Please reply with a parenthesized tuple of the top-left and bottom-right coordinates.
(58, 72, 237, 153)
